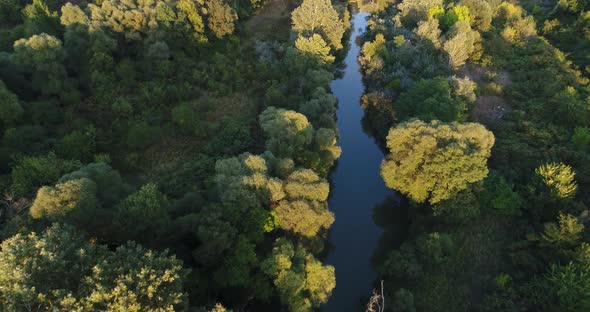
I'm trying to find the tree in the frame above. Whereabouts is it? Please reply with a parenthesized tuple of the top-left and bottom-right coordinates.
(460, 0, 492, 31)
(449, 75, 477, 103)
(432, 189, 480, 223)
(205, 0, 237, 38)
(59, 162, 127, 206)
(259, 107, 340, 173)
(174, 0, 207, 42)
(284, 169, 329, 201)
(381, 119, 495, 204)
(535, 162, 577, 200)
(273, 200, 334, 237)
(262, 238, 335, 312)
(441, 5, 471, 29)
(0, 224, 188, 311)
(298, 87, 337, 129)
(398, 0, 443, 25)
(195, 153, 277, 287)
(394, 77, 467, 122)
(114, 183, 171, 242)
(443, 21, 481, 68)
(12, 33, 66, 95)
(480, 171, 521, 216)
(291, 0, 345, 50)
(0, 0, 20, 25)
(126, 120, 161, 150)
(22, 0, 61, 36)
(415, 19, 442, 48)
(295, 34, 335, 64)
(87, 0, 162, 41)
(0, 80, 23, 127)
(571, 127, 590, 149)
(542, 262, 590, 311)
(57, 126, 97, 162)
(540, 212, 584, 248)
(29, 178, 99, 221)
(548, 86, 589, 126)
(206, 117, 254, 156)
(60, 3, 89, 26)
(10, 153, 80, 197)
(259, 107, 314, 158)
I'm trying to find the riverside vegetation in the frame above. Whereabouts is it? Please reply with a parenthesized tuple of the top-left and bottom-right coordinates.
(358, 0, 590, 310)
(1, 0, 590, 309)
(0, 0, 350, 310)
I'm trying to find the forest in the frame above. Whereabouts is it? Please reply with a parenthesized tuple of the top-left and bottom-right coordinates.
(0, 0, 589, 309)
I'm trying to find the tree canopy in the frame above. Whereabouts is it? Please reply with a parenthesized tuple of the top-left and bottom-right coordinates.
(381, 119, 495, 204)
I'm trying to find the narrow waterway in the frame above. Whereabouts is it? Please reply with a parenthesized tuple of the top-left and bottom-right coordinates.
(324, 11, 396, 311)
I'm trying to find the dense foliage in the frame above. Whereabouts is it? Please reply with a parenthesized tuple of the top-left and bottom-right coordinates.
(359, 0, 590, 309)
(0, 0, 348, 309)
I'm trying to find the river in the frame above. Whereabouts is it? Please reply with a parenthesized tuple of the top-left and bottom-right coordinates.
(324, 11, 397, 311)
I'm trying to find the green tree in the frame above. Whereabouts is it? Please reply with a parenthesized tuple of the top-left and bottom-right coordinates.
(12, 33, 66, 95)
(114, 183, 170, 242)
(460, 0, 492, 31)
(381, 120, 494, 204)
(59, 162, 127, 206)
(87, 0, 163, 40)
(262, 238, 335, 312)
(540, 212, 584, 248)
(29, 178, 99, 221)
(535, 162, 577, 200)
(57, 126, 97, 162)
(295, 34, 335, 64)
(10, 153, 80, 197)
(571, 127, 590, 149)
(398, 0, 443, 25)
(432, 189, 480, 223)
(299, 87, 337, 129)
(172, 102, 200, 134)
(542, 262, 590, 311)
(480, 172, 521, 216)
(22, 0, 60, 36)
(443, 21, 481, 68)
(0, 224, 188, 311)
(291, 0, 345, 50)
(259, 107, 314, 158)
(274, 200, 334, 237)
(174, 0, 207, 42)
(395, 77, 467, 122)
(0, 80, 23, 127)
(205, 0, 237, 38)
(441, 5, 471, 29)
(0, 0, 20, 25)
(415, 19, 442, 48)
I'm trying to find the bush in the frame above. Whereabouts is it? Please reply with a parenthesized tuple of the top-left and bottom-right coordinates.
(2, 125, 48, 153)
(206, 117, 253, 156)
(10, 153, 80, 197)
(395, 77, 467, 122)
(28, 100, 63, 126)
(0, 81, 23, 127)
(57, 126, 97, 162)
(572, 127, 590, 149)
(171, 102, 199, 134)
(126, 120, 160, 150)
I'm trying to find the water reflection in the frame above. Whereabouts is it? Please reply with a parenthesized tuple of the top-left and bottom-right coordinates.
(323, 11, 401, 312)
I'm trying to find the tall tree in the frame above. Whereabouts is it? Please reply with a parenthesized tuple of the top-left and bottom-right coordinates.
(12, 33, 66, 95)
(0, 224, 188, 311)
(381, 119, 494, 204)
(291, 0, 345, 50)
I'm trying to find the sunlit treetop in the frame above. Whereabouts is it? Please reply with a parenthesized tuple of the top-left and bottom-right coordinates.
(536, 162, 578, 200)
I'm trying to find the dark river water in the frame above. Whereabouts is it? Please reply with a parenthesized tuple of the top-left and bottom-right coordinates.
(324, 11, 397, 311)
